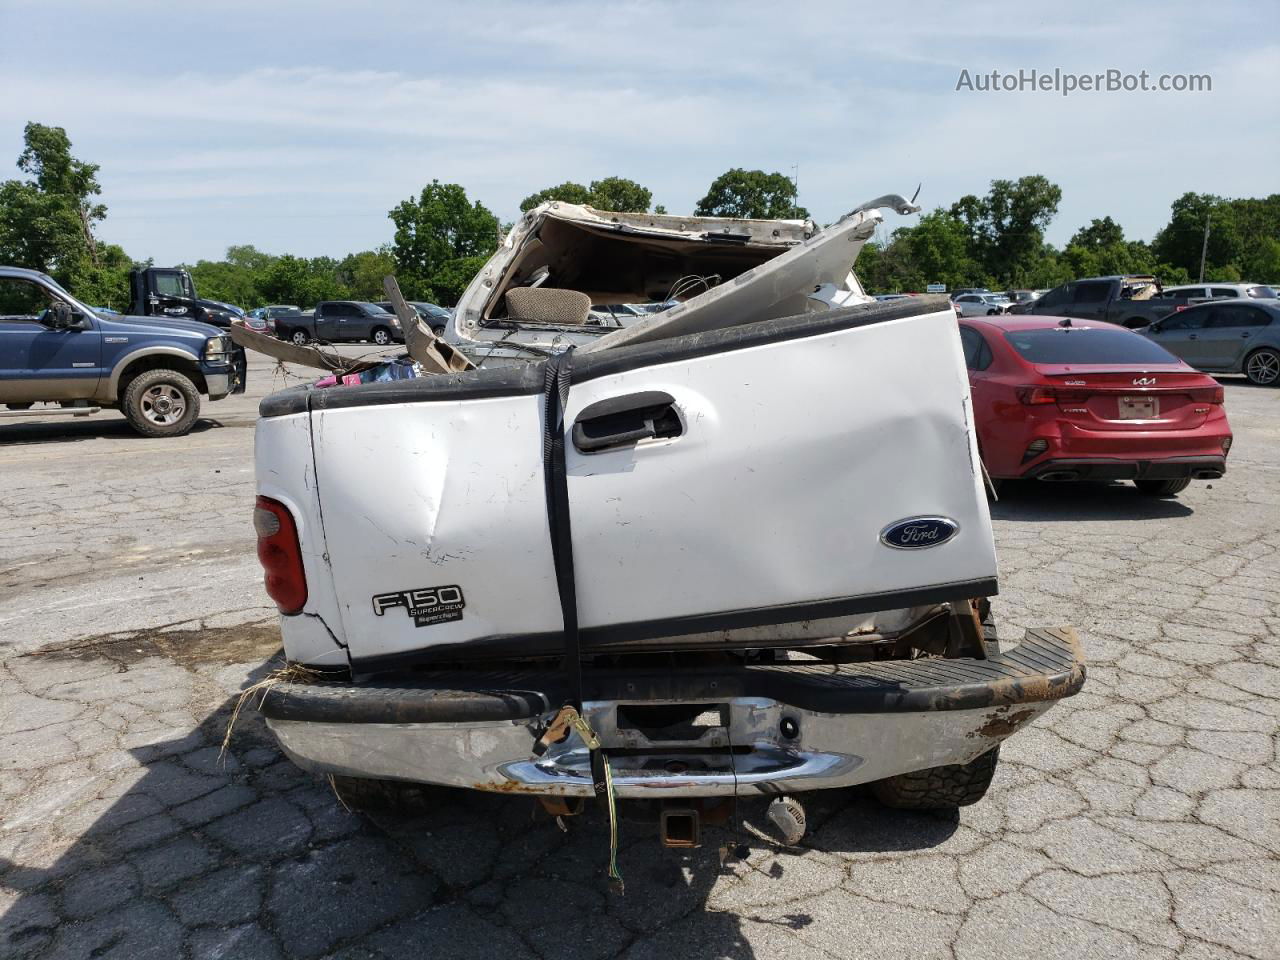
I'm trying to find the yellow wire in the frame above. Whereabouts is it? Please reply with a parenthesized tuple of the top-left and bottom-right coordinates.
(602, 752, 624, 894)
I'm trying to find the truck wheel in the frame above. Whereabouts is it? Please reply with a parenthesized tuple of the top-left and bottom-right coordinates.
(1244, 347, 1280, 386)
(871, 746, 1001, 810)
(121, 369, 201, 438)
(371, 326, 392, 346)
(290, 329, 310, 346)
(1134, 477, 1191, 497)
(329, 775, 452, 814)
(121, 371, 200, 437)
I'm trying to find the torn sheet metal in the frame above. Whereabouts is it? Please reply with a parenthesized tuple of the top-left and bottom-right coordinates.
(228, 323, 379, 374)
(382, 275, 475, 374)
(448, 194, 920, 359)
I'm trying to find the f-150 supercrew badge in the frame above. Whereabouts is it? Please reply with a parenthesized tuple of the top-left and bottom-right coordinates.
(372, 585, 466, 627)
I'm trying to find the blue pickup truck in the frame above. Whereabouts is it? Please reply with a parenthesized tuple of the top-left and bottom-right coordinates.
(0, 266, 246, 437)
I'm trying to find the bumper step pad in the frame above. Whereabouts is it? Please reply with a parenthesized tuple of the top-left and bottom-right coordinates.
(258, 627, 1085, 725)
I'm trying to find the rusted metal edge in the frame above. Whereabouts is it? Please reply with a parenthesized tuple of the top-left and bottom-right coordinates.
(228, 322, 378, 374)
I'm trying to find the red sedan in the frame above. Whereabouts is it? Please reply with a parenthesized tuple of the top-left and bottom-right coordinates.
(959, 316, 1232, 497)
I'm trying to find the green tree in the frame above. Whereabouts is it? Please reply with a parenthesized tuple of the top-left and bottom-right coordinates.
(187, 256, 266, 307)
(337, 247, 397, 301)
(0, 122, 110, 283)
(255, 255, 344, 308)
(904, 210, 981, 290)
(520, 177, 653, 213)
(585, 177, 651, 212)
(389, 180, 498, 303)
(949, 175, 1061, 285)
(1069, 216, 1125, 250)
(1153, 192, 1280, 280)
(519, 181, 593, 212)
(430, 255, 491, 305)
(65, 242, 132, 310)
(1153, 193, 1221, 278)
(224, 244, 276, 275)
(694, 168, 808, 219)
(1245, 236, 1280, 283)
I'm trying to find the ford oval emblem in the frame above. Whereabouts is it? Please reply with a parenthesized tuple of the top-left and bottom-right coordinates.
(880, 516, 959, 550)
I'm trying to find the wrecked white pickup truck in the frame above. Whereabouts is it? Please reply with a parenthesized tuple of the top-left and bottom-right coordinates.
(250, 196, 1085, 857)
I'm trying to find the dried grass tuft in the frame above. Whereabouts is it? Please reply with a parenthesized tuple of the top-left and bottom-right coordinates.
(220, 662, 321, 763)
(327, 774, 352, 812)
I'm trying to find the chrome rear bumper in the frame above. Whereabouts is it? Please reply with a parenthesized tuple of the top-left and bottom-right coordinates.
(262, 626, 1084, 799)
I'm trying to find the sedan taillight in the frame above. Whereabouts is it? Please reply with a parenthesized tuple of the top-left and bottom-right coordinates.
(1188, 386, 1225, 404)
(1015, 386, 1090, 405)
(254, 496, 307, 614)
(1016, 386, 1056, 405)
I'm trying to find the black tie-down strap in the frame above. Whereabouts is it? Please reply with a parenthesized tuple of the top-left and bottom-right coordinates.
(541, 347, 585, 711)
(538, 350, 608, 794)
(537, 347, 625, 893)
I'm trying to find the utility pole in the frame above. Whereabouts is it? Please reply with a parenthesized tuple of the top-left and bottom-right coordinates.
(791, 163, 800, 217)
(1198, 214, 1211, 283)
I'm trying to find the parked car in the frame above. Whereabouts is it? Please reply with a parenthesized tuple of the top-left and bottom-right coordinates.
(374, 300, 451, 336)
(0, 266, 245, 437)
(949, 287, 991, 301)
(246, 304, 304, 335)
(1005, 289, 1040, 305)
(954, 293, 1012, 317)
(241, 313, 272, 334)
(586, 302, 678, 326)
(248, 198, 1086, 844)
(279, 301, 402, 346)
(1011, 275, 1192, 327)
(1161, 283, 1277, 301)
(959, 315, 1231, 496)
(1142, 298, 1280, 386)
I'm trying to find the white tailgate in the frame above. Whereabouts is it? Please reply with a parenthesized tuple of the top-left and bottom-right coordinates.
(309, 307, 995, 664)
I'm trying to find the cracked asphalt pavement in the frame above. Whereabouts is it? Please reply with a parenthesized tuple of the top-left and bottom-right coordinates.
(1, 352, 1277, 960)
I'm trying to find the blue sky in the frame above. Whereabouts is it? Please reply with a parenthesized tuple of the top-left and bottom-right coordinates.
(1, 0, 1276, 264)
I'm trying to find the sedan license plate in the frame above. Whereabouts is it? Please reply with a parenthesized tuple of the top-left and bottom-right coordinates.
(1119, 396, 1158, 419)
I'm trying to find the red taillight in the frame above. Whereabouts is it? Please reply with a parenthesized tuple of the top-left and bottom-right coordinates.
(255, 496, 307, 614)
(1016, 386, 1057, 405)
(1188, 385, 1225, 404)
(1015, 386, 1090, 405)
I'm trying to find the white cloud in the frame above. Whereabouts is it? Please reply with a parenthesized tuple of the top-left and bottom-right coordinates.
(0, 0, 1275, 263)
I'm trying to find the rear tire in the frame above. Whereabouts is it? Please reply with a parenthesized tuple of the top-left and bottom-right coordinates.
(872, 747, 1001, 810)
(121, 368, 201, 438)
(329, 775, 451, 814)
(290, 329, 310, 346)
(872, 608, 1001, 809)
(1244, 347, 1280, 386)
(1134, 477, 1192, 497)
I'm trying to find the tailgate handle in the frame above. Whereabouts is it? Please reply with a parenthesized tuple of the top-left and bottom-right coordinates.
(572, 391, 682, 453)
